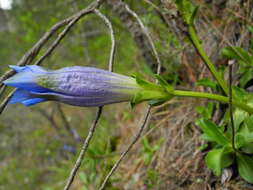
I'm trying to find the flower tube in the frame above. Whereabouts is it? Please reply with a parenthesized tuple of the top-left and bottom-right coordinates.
(3, 65, 142, 107)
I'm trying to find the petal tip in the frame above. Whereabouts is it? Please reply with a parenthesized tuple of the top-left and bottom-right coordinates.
(9, 65, 25, 73)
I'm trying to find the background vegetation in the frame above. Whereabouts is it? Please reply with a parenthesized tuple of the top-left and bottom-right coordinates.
(0, 0, 253, 189)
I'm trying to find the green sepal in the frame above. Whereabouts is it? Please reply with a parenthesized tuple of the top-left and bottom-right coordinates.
(131, 90, 172, 108)
(148, 98, 168, 106)
(135, 73, 162, 91)
(154, 75, 174, 94)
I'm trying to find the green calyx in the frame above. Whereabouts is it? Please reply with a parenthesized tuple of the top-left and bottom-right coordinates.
(131, 74, 175, 107)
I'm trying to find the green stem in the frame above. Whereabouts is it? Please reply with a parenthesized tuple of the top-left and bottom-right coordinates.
(173, 90, 253, 114)
(188, 25, 229, 95)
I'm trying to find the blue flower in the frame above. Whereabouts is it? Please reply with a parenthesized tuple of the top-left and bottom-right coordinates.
(3, 65, 142, 107)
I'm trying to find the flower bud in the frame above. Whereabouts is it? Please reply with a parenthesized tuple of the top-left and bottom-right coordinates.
(4, 65, 142, 107)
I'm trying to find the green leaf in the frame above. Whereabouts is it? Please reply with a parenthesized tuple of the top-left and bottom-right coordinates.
(195, 102, 214, 119)
(233, 86, 247, 101)
(245, 115, 253, 132)
(189, 6, 199, 25)
(233, 108, 248, 132)
(196, 78, 217, 90)
(205, 146, 233, 176)
(196, 118, 229, 145)
(237, 153, 253, 184)
(175, 0, 196, 25)
(131, 90, 172, 107)
(241, 144, 253, 154)
(240, 68, 253, 88)
(248, 26, 253, 34)
(221, 46, 253, 66)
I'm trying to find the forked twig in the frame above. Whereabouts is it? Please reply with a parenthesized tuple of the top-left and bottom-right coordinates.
(63, 8, 116, 190)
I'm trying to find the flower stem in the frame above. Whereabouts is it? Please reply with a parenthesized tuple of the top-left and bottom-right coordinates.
(173, 90, 253, 114)
(188, 25, 229, 95)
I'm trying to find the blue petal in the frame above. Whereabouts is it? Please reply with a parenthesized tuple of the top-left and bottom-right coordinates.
(3, 69, 49, 92)
(22, 98, 46, 106)
(9, 65, 46, 73)
(9, 89, 46, 106)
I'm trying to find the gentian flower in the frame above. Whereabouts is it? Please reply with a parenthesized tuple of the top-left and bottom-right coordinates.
(3, 65, 142, 107)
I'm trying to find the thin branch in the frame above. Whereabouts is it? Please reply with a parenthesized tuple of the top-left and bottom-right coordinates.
(63, 7, 116, 190)
(0, 89, 15, 114)
(37, 107, 61, 131)
(63, 106, 103, 190)
(0, 20, 68, 88)
(34, 5, 97, 66)
(99, 106, 152, 190)
(0, 4, 96, 92)
(106, 0, 159, 70)
(57, 104, 81, 142)
(0, 85, 6, 99)
(94, 9, 116, 72)
(124, 3, 161, 74)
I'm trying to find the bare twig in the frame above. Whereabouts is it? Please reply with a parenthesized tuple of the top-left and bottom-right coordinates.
(57, 104, 81, 142)
(106, 0, 160, 70)
(63, 107, 103, 190)
(36, 107, 61, 131)
(0, 20, 68, 88)
(0, 89, 15, 114)
(34, 5, 98, 66)
(63, 8, 116, 190)
(0, 85, 6, 99)
(99, 3, 161, 188)
(124, 3, 161, 74)
(99, 106, 152, 190)
(94, 9, 116, 72)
